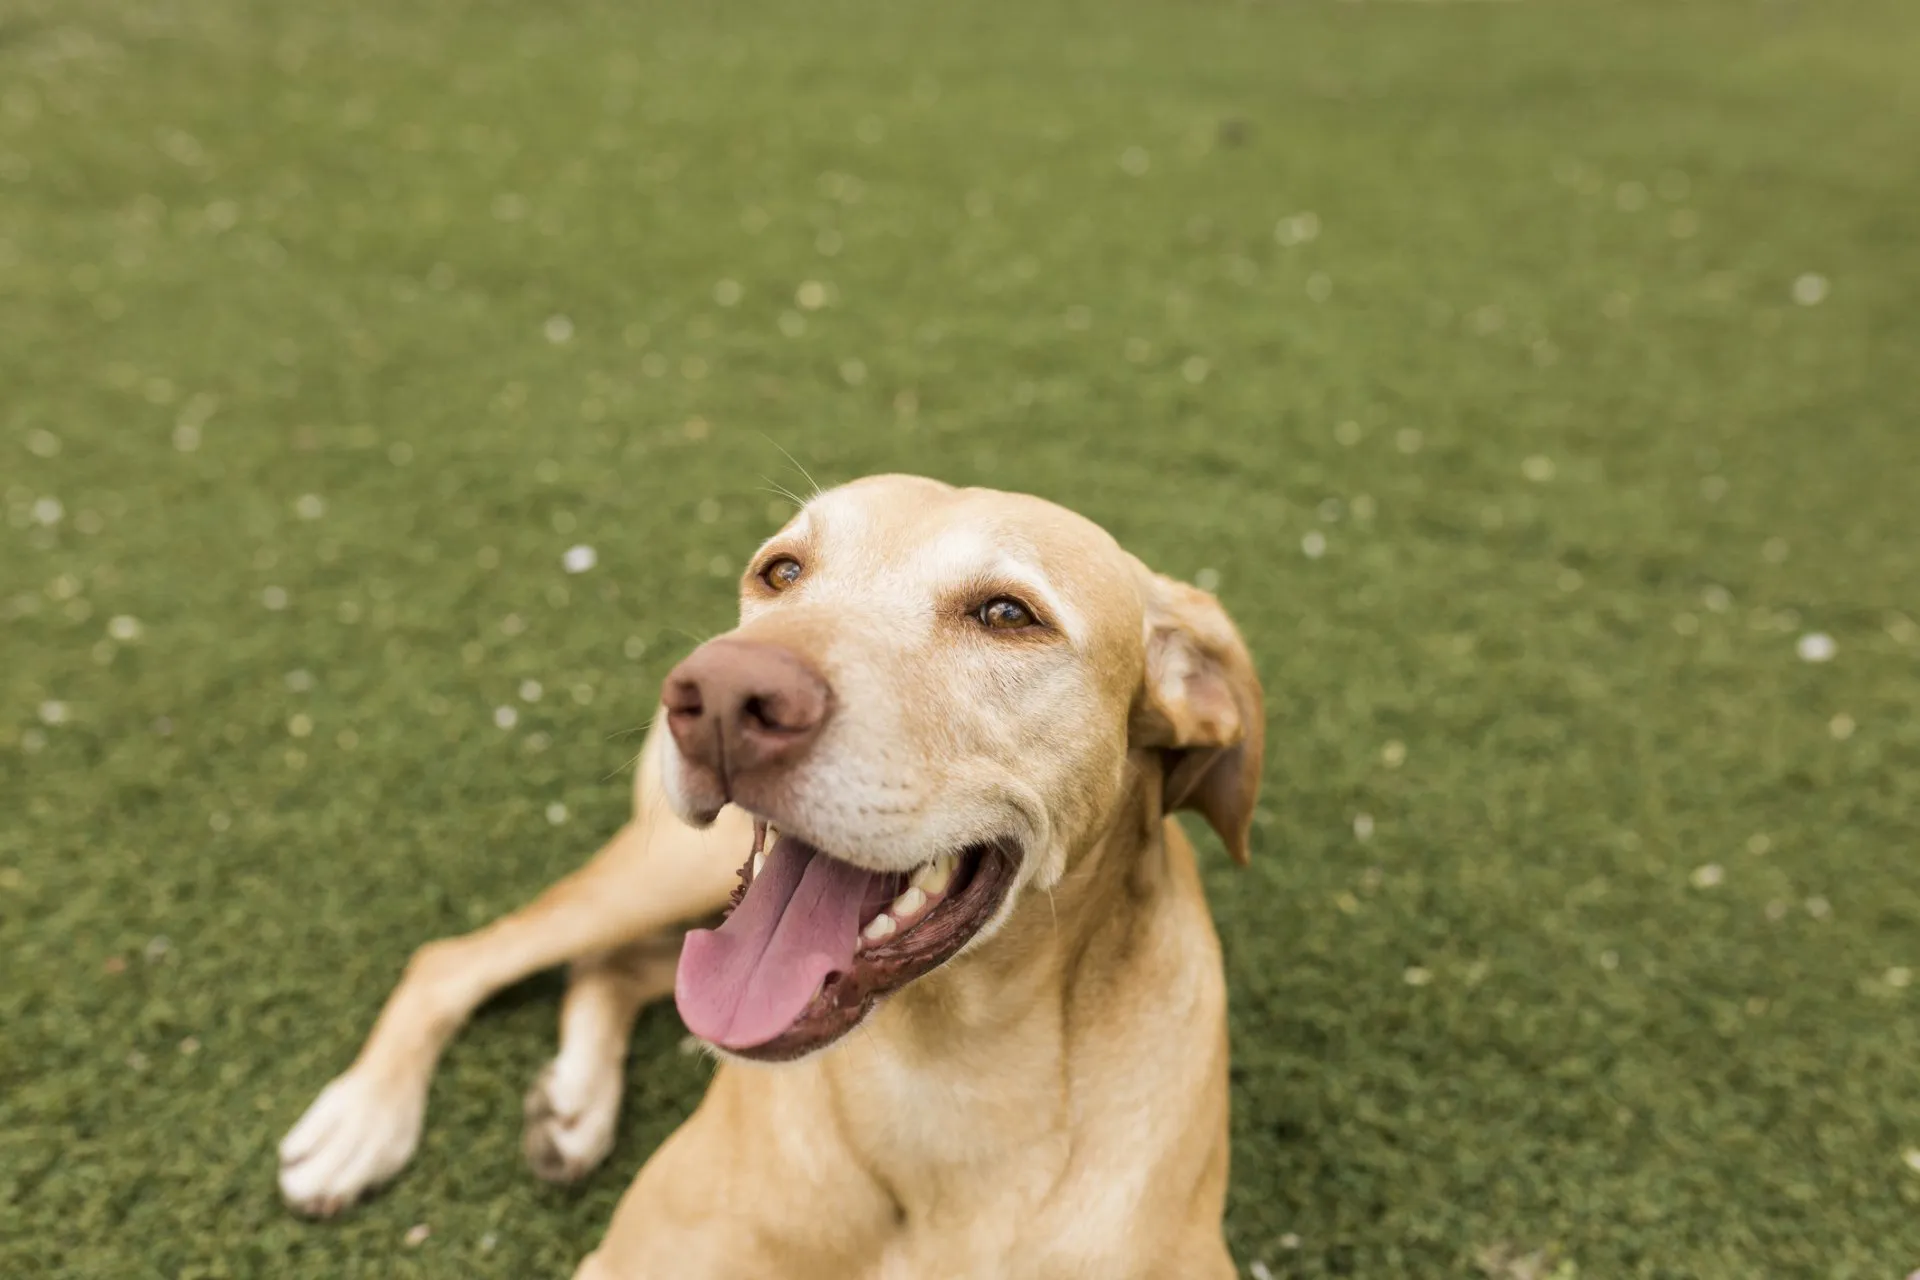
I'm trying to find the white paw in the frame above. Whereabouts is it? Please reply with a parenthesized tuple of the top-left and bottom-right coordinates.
(278, 1069, 426, 1217)
(522, 1055, 622, 1184)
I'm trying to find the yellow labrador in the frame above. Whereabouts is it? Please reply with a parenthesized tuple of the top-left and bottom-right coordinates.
(279, 475, 1264, 1278)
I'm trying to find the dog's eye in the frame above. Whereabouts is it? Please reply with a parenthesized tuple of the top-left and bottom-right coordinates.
(976, 597, 1035, 630)
(760, 557, 803, 591)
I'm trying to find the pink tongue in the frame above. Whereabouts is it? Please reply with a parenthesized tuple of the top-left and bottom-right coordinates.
(675, 835, 880, 1050)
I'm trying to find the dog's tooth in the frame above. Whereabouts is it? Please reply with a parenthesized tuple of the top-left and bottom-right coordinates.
(751, 851, 766, 879)
(890, 886, 928, 919)
(862, 914, 897, 943)
(910, 855, 953, 897)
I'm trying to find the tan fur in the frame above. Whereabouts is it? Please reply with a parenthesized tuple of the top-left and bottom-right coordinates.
(279, 476, 1262, 1278)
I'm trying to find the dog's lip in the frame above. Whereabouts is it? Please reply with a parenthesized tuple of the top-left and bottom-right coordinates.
(704, 833, 1021, 1064)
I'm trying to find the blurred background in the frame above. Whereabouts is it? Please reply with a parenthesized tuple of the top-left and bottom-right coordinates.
(3, 0, 1917, 1275)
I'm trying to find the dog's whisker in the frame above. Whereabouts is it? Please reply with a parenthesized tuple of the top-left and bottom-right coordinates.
(759, 434, 824, 499)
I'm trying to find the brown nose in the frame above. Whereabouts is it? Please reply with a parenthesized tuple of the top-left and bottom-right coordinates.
(662, 638, 832, 786)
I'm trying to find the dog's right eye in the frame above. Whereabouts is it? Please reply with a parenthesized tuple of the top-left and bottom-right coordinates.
(760, 557, 804, 591)
(976, 597, 1036, 630)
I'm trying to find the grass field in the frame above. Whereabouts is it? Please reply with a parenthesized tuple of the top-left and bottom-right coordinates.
(4, 0, 1919, 1275)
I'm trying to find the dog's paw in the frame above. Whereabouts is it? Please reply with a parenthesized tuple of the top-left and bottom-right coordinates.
(278, 1070, 426, 1217)
(522, 1056, 621, 1184)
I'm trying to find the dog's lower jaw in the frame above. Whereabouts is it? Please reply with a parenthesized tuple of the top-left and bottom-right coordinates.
(685, 838, 1023, 1063)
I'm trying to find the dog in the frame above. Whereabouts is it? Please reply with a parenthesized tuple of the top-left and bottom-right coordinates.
(278, 474, 1264, 1278)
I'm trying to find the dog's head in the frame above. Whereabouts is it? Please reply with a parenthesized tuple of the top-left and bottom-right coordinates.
(663, 475, 1262, 1060)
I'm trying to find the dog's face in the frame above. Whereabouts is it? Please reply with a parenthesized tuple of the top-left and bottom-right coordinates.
(662, 475, 1262, 1061)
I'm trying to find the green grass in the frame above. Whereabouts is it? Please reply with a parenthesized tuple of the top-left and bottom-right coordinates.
(4, 0, 1919, 1274)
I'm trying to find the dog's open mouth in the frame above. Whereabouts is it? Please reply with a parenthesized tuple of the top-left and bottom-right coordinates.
(673, 820, 1018, 1061)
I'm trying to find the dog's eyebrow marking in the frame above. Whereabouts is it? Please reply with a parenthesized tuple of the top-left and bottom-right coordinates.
(752, 509, 813, 563)
(923, 527, 1081, 635)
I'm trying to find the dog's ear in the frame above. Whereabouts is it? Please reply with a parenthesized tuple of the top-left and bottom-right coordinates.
(1128, 572, 1265, 865)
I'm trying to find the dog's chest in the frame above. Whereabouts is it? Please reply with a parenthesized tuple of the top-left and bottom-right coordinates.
(833, 1034, 1068, 1178)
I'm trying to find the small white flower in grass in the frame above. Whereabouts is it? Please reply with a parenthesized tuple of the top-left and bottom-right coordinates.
(26, 429, 59, 457)
(1522, 455, 1555, 482)
(1181, 356, 1210, 384)
(795, 280, 828, 311)
(1600, 950, 1620, 970)
(1382, 740, 1407, 768)
(494, 705, 518, 730)
(1886, 967, 1912, 990)
(1791, 274, 1829, 306)
(1904, 1148, 1920, 1174)
(1251, 1264, 1274, 1280)
(1748, 833, 1772, 855)
(295, 493, 326, 520)
(404, 1223, 431, 1247)
(38, 701, 67, 725)
(624, 635, 648, 660)
(1702, 585, 1732, 613)
(1796, 632, 1836, 663)
(1334, 420, 1362, 446)
(287, 714, 313, 738)
(1353, 813, 1374, 840)
(1690, 863, 1724, 889)
(713, 279, 742, 307)
(209, 811, 231, 832)
(544, 314, 574, 343)
(284, 669, 313, 692)
(479, 1232, 498, 1254)
(1830, 713, 1855, 740)
(1274, 211, 1320, 246)
(1194, 567, 1220, 592)
(1279, 1235, 1301, 1250)
(545, 802, 569, 826)
(562, 544, 597, 574)
(1805, 895, 1831, 919)
(107, 615, 141, 641)
(840, 359, 867, 386)
(1403, 966, 1433, 987)
(519, 679, 543, 703)
(261, 586, 289, 611)
(1301, 531, 1327, 559)
(31, 496, 63, 525)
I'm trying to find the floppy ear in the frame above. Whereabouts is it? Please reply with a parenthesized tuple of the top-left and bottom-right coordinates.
(1128, 573, 1266, 865)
